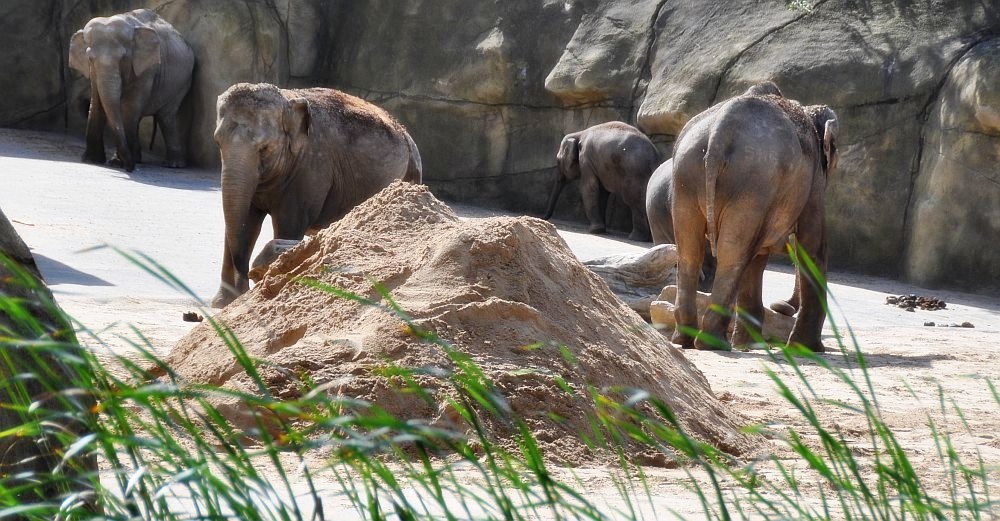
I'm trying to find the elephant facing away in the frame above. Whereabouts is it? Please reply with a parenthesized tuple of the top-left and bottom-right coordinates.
(670, 82, 839, 352)
(69, 9, 194, 172)
(211, 83, 422, 308)
(645, 158, 716, 291)
(544, 122, 657, 242)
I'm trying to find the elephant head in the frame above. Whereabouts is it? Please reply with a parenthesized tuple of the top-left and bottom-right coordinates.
(69, 16, 161, 172)
(806, 105, 839, 174)
(212, 84, 310, 302)
(543, 134, 580, 220)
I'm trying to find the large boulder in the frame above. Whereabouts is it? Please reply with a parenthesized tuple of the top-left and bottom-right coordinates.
(903, 39, 1000, 292)
(167, 182, 753, 463)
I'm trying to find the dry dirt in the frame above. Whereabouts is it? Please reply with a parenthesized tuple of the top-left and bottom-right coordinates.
(2, 129, 999, 518)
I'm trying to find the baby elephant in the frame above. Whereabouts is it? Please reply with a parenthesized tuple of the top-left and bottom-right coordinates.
(69, 9, 194, 171)
(211, 83, 422, 308)
(544, 122, 658, 242)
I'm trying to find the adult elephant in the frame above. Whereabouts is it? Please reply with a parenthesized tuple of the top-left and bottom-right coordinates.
(211, 83, 423, 308)
(544, 122, 657, 242)
(670, 82, 839, 352)
(69, 9, 194, 172)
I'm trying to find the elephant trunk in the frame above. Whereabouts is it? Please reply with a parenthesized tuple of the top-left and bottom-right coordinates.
(94, 67, 133, 171)
(220, 151, 261, 295)
(542, 170, 567, 220)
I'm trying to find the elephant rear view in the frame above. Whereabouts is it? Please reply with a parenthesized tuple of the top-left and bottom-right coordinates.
(69, 9, 194, 172)
(545, 121, 657, 242)
(211, 83, 423, 308)
(670, 82, 838, 352)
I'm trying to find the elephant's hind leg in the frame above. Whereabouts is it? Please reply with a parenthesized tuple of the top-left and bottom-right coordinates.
(731, 254, 768, 348)
(670, 199, 706, 349)
(157, 100, 188, 168)
(787, 222, 828, 352)
(695, 224, 760, 350)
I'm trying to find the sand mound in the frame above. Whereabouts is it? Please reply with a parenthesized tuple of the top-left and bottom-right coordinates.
(167, 181, 752, 463)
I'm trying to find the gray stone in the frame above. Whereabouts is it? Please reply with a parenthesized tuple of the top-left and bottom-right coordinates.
(583, 243, 677, 320)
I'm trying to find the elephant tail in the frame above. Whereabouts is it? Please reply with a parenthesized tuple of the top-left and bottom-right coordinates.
(403, 132, 423, 184)
(704, 135, 727, 259)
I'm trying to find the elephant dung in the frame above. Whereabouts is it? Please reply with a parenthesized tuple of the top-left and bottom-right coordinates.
(582, 244, 678, 320)
(649, 285, 795, 343)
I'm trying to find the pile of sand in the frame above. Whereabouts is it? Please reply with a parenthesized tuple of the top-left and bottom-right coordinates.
(167, 181, 752, 463)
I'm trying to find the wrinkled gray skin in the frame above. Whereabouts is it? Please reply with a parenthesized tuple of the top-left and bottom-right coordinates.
(211, 83, 423, 308)
(670, 82, 839, 352)
(544, 121, 657, 242)
(69, 9, 194, 172)
(645, 158, 716, 291)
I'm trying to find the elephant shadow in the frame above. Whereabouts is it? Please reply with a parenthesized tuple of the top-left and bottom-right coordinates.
(32, 253, 112, 288)
(709, 348, 948, 371)
(118, 163, 220, 192)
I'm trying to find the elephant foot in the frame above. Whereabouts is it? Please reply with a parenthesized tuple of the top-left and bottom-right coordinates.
(770, 300, 797, 317)
(588, 225, 607, 235)
(108, 155, 136, 172)
(81, 149, 107, 165)
(694, 336, 731, 351)
(787, 335, 826, 353)
(211, 287, 239, 309)
(670, 331, 695, 349)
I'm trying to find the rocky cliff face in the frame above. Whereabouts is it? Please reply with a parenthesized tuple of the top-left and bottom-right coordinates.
(2, 0, 998, 292)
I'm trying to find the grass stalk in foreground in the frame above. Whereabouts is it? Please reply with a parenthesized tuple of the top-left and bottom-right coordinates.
(0, 249, 996, 519)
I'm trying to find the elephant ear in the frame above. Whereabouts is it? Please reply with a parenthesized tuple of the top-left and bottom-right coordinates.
(557, 136, 580, 180)
(283, 97, 311, 156)
(809, 105, 839, 173)
(132, 26, 161, 78)
(69, 30, 90, 78)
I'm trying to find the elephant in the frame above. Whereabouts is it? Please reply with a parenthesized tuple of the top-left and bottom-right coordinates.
(211, 83, 423, 308)
(69, 9, 194, 172)
(644, 158, 716, 291)
(544, 121, 657, 242)
(669, 82, 839, 352)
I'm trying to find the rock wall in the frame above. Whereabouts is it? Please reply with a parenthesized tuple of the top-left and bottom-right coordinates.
(1, 0, 998, 293)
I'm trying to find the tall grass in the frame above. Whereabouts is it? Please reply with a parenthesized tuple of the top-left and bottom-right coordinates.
(0, 250, 996, 519)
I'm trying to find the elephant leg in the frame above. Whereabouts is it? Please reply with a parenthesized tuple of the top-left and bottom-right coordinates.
(580, 172, 606, 234)
(696, 226, 758, 350)
(626, 193, 652, 242)
(670, 199, 706, 349)
(787, 211, 828, 352)
(730, 254, 768, 348)
(698, 247, 717, 292)
(108, 112, 141, 169)
(211, 206, 265, 308)
(82, 93, 107, 165)
(158, 100, 187, 168)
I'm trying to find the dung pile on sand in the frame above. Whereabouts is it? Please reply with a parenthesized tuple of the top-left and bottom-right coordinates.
(168, 181, 752, 463)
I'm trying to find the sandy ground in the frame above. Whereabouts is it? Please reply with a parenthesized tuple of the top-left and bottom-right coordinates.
(2, 128, 999, 518)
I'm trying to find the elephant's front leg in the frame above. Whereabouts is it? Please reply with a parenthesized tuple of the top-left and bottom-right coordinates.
(82, 92, 107, 165)
(118, 103, 142, 168)
(579, 173, 607, 234)
(212, 206, 266, 308)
